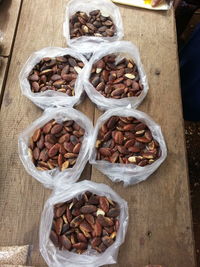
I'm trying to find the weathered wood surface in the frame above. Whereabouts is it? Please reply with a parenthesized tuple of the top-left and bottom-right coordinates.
(0, 0, 22, 56)
(0, 57, 7, 99)
(0, 0, 196, 266)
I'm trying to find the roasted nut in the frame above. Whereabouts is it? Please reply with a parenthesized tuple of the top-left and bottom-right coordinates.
(50, 230, 59, 247)
(28, 55, 84, 95)
(90, 54, 143, 99)
(49, 192, 120, 254)
(107, 207, 120, 217)
(102, 235, 114, 247)
(85, 214, 95, 225)
(96, 116, 161, 166)
(70, 10, 116, 39)
(91, 237, 101, 248)
(54, 204, 66, 218)
(70, 215, 84, 228)
(60, 235, 72, 250)
(97, 215, 114, 227)
(79, 220, 93, 233)
(29, 119, 85, 171)
(99, 197, 109, 213)
(80, 205, 97, 214)
(72, 242, 87, 250)
(77, 232, 87, 243)
(93, 220, 102, 237)
(55, 218, 63, 235)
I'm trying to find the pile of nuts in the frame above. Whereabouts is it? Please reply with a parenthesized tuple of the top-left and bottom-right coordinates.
(50, 191, 120, 253)
(70, 10, 116, 39)
(96, 116, 161, 166)
(90, 54, 143, 99)
(29, 119, 85, 171)
(28, 55, 84, 95)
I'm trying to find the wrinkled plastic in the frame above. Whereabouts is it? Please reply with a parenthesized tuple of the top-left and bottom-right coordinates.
(39, 180, 129, 267)
(89, 107, 167, 186)
(19, 47, 88, 109)
(18, 107, 93, 189)
(83, 41, 149, 111)
(63, 0, 124, 53)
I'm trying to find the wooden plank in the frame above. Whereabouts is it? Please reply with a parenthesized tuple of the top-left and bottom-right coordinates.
(0, 57, 8, 99)
(0, 0, 94, 266)
(91, 6, 196, 267)
(0, 0, 22, 56)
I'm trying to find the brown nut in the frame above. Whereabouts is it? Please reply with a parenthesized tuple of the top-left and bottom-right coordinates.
(99, 197, 109, 213)
(70, 215, 85, 228)
(79, 220, 93, 233)
(97, 215, 114, 227)
(60, 235, 72, 250)
(80, 205, 97, 214)
(102, 235, 114, 247)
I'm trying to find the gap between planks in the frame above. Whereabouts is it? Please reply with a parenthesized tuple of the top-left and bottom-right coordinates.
(0, 0, 24, 108)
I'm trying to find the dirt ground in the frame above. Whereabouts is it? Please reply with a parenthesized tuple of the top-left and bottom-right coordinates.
(185, 122, 200, 266)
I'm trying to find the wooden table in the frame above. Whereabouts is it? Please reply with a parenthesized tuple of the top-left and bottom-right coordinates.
(0, 1, 196, 266)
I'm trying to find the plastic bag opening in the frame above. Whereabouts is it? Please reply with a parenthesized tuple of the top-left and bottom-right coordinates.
(89, 107, 167, 186)
(18, 107, 94, 189)
(19, 47, 88, 109)
(63, 0, 124, 53)
(39, 180, 129, 267)
(83, 41, 149, 111)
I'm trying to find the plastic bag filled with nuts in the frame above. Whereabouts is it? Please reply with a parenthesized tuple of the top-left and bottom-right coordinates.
(63, 0, 124, 53)
(39, 180, 128, 267)
(19, 47, 88, 109)
(89, 107, 167, 186)
(18, 107, 93, 188)
(83, 41, 149, 110)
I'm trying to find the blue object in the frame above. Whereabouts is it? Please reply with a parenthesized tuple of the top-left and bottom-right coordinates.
(179, 23, 200, 121)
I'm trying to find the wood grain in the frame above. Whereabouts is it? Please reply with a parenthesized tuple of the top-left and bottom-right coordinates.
(0, 0, 22, 56)
(0, 57, 7, 99)
(91, 6, 196, 267)
(0, 1, 196, 267)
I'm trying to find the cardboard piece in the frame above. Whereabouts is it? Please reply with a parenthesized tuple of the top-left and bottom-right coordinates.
(112, 0, 171, 10)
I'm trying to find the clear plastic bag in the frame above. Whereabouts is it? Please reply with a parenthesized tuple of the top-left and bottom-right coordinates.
(18, 107, 93, 189)
(89, 107, 167, 186)
(83, 41, 149, 111)
(39, 180, 129, 267)
(19, 47, 88, 109)
(63, 0, 124, 53)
